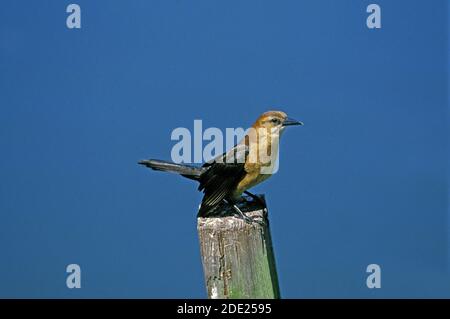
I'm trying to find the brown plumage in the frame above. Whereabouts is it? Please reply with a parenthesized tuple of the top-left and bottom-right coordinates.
(139, 110, 302, 222)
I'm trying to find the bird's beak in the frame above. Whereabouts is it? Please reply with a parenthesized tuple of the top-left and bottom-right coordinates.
(282, 117, 303, 127)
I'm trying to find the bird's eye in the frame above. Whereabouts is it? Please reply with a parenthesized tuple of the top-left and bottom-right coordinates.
(271, 118, 280, 125)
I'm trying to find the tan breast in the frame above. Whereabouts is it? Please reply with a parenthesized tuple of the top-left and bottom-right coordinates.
(231, 130, 280, 199)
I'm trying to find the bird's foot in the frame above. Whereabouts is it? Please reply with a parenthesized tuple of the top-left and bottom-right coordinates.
(233, 212, 265, 226)
(223, 198, 265, 226)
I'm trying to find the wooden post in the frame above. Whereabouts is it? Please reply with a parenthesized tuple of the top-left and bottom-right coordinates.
(197, 195, 280, 299)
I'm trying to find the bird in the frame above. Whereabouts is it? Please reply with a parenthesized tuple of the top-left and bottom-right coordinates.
(138, 110, 303, 223)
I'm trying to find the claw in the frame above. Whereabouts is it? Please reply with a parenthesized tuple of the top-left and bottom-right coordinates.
(234, 213, 264, 226)
(224, 198, 265, 226)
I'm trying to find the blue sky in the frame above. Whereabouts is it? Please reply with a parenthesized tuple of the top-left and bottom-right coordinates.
(0, 0, 448, 298)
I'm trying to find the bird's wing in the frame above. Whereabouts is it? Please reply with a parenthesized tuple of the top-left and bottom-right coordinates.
(204, 143, 249, 166)
(198, 144, 249, 217)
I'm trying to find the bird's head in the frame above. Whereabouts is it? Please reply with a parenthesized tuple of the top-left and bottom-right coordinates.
(253, 110, 303, 134)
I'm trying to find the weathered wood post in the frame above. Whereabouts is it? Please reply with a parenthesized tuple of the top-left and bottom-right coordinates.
(197, 195, 280, 299)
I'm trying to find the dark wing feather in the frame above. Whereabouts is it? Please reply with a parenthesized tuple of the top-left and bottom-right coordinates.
(197, 144, 249, 217)
(198, 163, 246, 217)
(204, 143, 248, 166)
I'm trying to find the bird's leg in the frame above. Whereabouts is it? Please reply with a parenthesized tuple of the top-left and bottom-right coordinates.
(223, 199, 252, 223)
(243, 191, 268, 214)
(222, 199, 263, 225)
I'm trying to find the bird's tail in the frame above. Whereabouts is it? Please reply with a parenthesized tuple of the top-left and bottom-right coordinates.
(138, 159, 204, 180)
